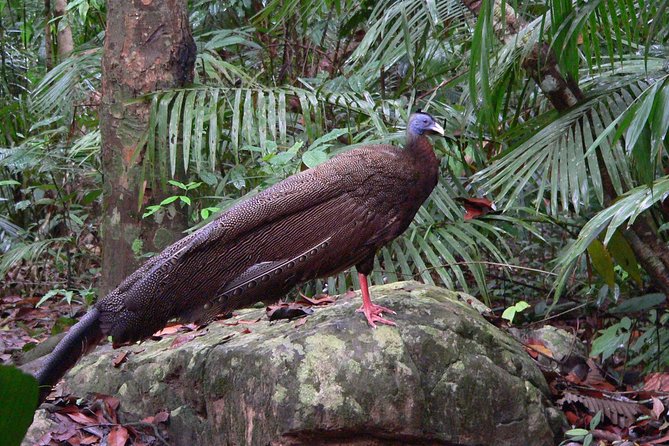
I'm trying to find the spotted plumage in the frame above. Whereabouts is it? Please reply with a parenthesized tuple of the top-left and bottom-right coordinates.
(35, 112, 444, 402)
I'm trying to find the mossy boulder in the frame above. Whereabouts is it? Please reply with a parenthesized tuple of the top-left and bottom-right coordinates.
(34, 281, 563, 445)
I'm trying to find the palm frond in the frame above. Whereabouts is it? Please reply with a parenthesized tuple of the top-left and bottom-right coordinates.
(345, 0, 468, 81)
(473, 64, 668, 216)
(146, 84, 416, 181)
(555, 175, 669, 295)
(0, 237, 70, 278)
(31, 48, 101, 118)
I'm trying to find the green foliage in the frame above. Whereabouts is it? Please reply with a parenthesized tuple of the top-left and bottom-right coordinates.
(35, 286, 95, 308)
(591, 316, 632, 361)
(589, 306, 669, 372)
(561, 411, 602, 446)
(0, 365, 39, 446)
(501, 300, 530, 324)
(143, 180, 203, 219)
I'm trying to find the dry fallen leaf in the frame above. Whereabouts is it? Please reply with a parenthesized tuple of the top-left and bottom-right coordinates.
(170, 331, 207, 349)
(80, 434, 99, 445)
(154, 410, 170, 424)
(652, 397, 665, 420)
(266, 302, 314, 321)
(457, 197, 496, 220)
(112, 351, 129, 368)
(107, 425, 129, 446)
(297, 294, 335, 306)
(66, 411, 98, 426)
(294, 317, 308, 328)
(152, 324, 185, 337)
(644, 373, 669, 392)
(525, 340, 554, 359)
(237, 318, 261, 325)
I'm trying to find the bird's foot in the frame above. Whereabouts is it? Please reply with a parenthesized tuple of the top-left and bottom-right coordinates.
(356, 303, 397, 328)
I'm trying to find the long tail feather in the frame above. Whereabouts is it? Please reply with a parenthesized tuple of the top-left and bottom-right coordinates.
(35, 308, 104, 404)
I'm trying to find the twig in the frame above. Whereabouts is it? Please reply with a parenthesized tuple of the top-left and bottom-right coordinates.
(421, 261, 557, 276)
(123, 421, 170, 446)
(417, 71, 467, 100)
(486, 273, 550, 293)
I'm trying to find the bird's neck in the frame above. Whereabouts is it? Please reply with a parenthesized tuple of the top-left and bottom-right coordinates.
(406, 133, 438, 165)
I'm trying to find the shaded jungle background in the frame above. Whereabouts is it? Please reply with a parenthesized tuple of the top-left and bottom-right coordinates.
(1, 0, 669, 445)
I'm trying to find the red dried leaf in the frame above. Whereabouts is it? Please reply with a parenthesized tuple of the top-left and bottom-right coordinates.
(298, 294, 335, 306)
(221, 317, 260, 326)
(237, 318, 261, 325)
(564, 410, 580, 425)
(66, 412, 98, 426)
(458, 197, 496, 220)
(112, 351, 128, 368)
(79, 435, 98, 445)
(107, 426, 129, 446)
(525, 341, 554, 358)
(652, 397, 665, 420)
(169, 331, 206, 349)
(241, 328, 252, 334)
(81, 425, 105, 438)
(66, 434, 81, 445)
(93, 407, 107, 425)
(154, 411, 170, 423)
(52, 425, 78, 441)
(565, 371, 584, 385)
(583, 359, 617, 391)
(294, 317, 308, 328)
(2, 295, 22, 303)
(644, 373, 669, 392)
(100, 394, 120, 411)
(153, 324, 184, 337)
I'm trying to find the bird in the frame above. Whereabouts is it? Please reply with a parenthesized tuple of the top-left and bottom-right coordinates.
(34, 111, 444, 402)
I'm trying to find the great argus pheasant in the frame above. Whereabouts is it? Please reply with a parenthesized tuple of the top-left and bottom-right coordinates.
(35, 111, 444, 402)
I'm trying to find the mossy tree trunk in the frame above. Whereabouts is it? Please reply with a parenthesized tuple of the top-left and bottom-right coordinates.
(100, 0, 196, 294)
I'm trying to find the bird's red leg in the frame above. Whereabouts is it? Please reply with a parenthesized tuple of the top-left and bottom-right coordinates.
(356, 272, 396, 328)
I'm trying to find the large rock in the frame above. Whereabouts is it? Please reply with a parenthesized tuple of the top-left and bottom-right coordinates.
(35, 282, 563, 445)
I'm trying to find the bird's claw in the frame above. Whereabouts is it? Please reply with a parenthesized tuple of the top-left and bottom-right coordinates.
(356, 303, 397, 328)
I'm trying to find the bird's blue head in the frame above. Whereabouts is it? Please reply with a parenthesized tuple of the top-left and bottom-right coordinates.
(407, 112, 445, 137)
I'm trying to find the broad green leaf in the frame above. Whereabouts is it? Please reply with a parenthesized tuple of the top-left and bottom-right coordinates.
(501, 301, 530, 324)
(160, 195, 179, 205)
(591, 317, 631, 360)
(610, 293, 665, 314)
(606, 230, 642, 286)
(565, 428, 589, 437)
(302, 150, 328, 168)
(587, 239, 615, 288)
(0, 365, 38, 446)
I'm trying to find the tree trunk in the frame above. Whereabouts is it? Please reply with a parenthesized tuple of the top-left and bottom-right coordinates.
(462, 0, 669, 294)
(53, 0, 73, 60)
(100, 0, 196, 294)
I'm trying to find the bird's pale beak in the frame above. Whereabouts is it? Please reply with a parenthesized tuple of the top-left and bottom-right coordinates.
(428, 122, 445, 136)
